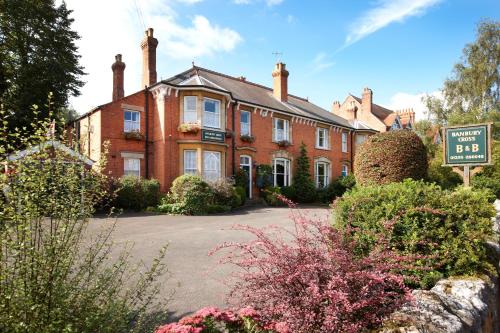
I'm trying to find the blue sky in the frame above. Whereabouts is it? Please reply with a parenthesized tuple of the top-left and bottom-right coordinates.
(65, 0, 499, 119)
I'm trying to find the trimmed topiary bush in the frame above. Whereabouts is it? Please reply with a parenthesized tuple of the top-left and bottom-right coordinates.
(159, 175, 213, 215)
(333, 179, 496, 289)
(354, 130, 428, 185)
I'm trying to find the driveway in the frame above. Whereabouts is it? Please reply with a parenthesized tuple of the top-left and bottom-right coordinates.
(88, 205, 330, 320)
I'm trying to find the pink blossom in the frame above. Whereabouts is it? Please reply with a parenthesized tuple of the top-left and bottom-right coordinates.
(155, 323, 203, 333)
(238, 306, 260, 319)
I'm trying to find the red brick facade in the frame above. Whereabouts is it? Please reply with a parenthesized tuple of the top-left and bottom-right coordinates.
(74, 29, 357, 197)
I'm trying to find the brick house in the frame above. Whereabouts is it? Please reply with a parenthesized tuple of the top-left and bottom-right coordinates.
(74, 28, 362, 197)
(331, 88, 416, 152)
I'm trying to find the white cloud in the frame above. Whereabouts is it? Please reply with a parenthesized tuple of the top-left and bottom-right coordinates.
(386, 90, 443, 121)
(287, 14, 295, 24)
(177, 0, 203, 3)
(311, 52, 334, 73)
(233, 0, 284, 6)
(345, 0, 441, 47)
(61, 0, 242, 114)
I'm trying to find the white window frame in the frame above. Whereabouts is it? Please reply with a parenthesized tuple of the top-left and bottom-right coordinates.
(239, 155, 252, 199)
(203, 97, 221, 129)
(124, 110, 140, 133)
(123, 158, 140, 177)
(183, 150, 198, 175)
(203, 151, 222, 182)
(342, 132, 348, 153)
(183, 96, 198, 123)
(341, 164, 349, 177)
(273, 118, 290, 142)
(240, 110, 251, 136)
(315, 161, 330, 188)
(272, 158, 291, 187)
(316, 127, 328, 149)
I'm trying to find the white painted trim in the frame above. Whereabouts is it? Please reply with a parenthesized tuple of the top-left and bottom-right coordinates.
(239, 154, 253, 199)
(120, 152, 145, 159)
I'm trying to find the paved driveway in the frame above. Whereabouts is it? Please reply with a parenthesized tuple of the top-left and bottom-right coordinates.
(89, 205, 330, 320)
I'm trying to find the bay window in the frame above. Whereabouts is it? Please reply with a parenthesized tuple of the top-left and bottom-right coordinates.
(183, 96, 197, 123)
(203, 98, 221, 128)
(184, 150, 197, 175)
(203, 151, 221, 182)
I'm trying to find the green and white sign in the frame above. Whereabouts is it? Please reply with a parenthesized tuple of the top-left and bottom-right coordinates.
(443, 124, 491, 166)
(201, 129, 225, 143)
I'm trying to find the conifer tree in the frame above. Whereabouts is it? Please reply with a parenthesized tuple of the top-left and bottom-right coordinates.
(292, 142, 316, 203)
(0, 0, 84, 132)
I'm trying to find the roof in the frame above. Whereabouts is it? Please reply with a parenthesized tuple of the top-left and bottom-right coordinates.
(163, 66, 353, 128)
(350, 94, 396, 126)
(6, 140, 94, 166)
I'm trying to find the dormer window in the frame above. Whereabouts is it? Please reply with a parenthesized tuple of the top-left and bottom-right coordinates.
(124, 110, 140, 132)
(203, 98, 221, 128)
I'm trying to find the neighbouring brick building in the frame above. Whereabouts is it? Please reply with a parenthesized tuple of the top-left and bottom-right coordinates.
(74, 28, 410, 197)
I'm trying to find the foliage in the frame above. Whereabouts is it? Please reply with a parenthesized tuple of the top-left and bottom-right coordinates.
(276, 140, 291, 148)
(210, 199, 413, 333)
(424, 20, 500, 138)
(115, 175, 161, 211)
(317, 175, 356, 204)
(178, 122, 201, 133)
(354, 130, 428, 186)
(279, 186, 296, 201)
(211, 178, 241, 209)
(472, 174, 500, 198)
(291, 143, 316, 202)
(263, 187, 285, 206)
(234, 186, 247, 205)
(240, 135, 255, 143)
(413, 120, 440, 158)
(206, 204, 232, 214)
(256, 164, 273, 189)
(160, 175, 213, 215)
(0, 109, 169, 333)
(234, 168, 249, 189)
(426, 147, 463, 190)
(0, 0, 85, 133)
(156, 306, 280, 333)
(333, 179, 495, 289)
(123, 131, 145, 140)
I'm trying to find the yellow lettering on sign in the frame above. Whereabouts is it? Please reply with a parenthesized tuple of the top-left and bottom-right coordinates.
(472, 144, 479, 152)
(456, 145, 463, 153)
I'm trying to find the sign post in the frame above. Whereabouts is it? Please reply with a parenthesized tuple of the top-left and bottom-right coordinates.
(442, 123, 492, 187)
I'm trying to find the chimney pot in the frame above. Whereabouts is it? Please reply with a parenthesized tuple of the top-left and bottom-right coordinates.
(111, 54, 126, 101)
(272, 62, 289, 102)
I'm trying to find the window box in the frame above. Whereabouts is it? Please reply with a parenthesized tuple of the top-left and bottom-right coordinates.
(277, 140, 291, 148)
(240, 134, 255, 143)
(178, 122, 201, 134)
(123, 130, 144, 141)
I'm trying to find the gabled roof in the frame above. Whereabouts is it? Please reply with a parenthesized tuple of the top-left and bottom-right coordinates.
(163, 66, 353, 128)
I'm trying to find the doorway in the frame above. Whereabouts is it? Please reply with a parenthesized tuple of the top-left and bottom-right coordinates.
(239, 155, 252, 198)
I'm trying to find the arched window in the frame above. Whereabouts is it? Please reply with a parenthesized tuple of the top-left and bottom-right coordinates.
(203, 151, 221, 181)
(273, 158, 291, 187)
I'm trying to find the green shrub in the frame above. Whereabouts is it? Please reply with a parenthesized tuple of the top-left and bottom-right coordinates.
(291, 143, 316, 203)
(211, 178, 241, 208)
(472, 174, 500, 198)
(115, 176, 161, 211)
(163, 175, 214, 215)
(234, 168, 249, 189)
(264, 187, 285, 206)
(333, 179, 495, 289)
(256, 164, 273, 189)
(206, 204, 232, 214)
(234, 186, 246, 205)
(317, 175, 356, 204)
(427, 147, 462, 189)
(354, 130, 428, 185)
(280, 185, 296, 201)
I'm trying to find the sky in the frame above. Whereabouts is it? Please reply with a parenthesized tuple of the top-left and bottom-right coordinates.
(63, 0, 499, 120)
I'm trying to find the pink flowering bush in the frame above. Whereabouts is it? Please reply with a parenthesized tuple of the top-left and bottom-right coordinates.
(209, 196, 416, 333)
(155, 306, 275, 333)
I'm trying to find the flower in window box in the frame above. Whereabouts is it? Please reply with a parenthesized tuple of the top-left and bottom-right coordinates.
(240, 135, 255, 143)
(123, 130, 144, 140)
(225, 130, 234, 138)
(277, 140, 291, 148)
(178, 122, 201, 133)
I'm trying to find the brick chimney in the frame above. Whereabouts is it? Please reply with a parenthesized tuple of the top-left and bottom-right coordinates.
(362, 87, 373, 115)
(272, 62, 289, 102)
(332, 100, 341, 113)
(111, 54, 125, 101)
(141, 28, 158, 88)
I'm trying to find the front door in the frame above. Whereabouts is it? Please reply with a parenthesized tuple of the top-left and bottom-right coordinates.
(240, 155, 252, 198)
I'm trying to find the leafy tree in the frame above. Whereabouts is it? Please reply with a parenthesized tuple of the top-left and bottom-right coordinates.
(0, 107, 169, 333)
(0, 0, 84, 133)
(425, 20, 499, 137)
(291, 143, 316, 203)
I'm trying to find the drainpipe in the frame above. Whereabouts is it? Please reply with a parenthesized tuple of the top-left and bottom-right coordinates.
(144, 86, 149, 179)
(231, 101, 236, 176)
(350, 130, 354, 173)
